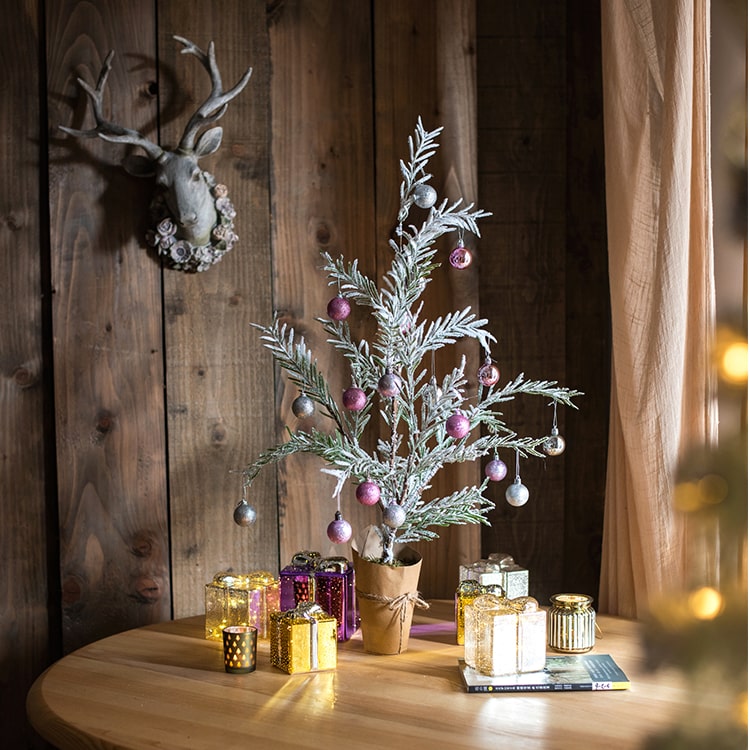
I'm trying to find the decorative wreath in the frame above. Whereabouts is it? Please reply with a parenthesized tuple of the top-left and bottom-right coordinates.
(146, 174, 238, 273)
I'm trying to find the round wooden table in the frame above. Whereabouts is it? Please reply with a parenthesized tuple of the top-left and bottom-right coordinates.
(27, 601, 689, 749)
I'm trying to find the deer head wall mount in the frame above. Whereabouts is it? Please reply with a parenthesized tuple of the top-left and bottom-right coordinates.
(60, 36, 252, 272)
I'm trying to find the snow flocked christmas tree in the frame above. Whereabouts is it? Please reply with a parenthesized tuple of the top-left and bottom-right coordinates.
(236, 118, 581, 570)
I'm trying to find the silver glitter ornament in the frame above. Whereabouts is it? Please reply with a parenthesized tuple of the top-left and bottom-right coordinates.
(233, 498, 258, 526)
(292, 394, 315, 418)
(505, 477, 530, 507)
(413, 183, 437, 209)
(383, 503, 407, 529)
(542, 427, 566, 456)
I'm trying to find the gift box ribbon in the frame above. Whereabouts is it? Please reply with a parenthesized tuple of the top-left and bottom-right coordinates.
(279, 601, 328, 670)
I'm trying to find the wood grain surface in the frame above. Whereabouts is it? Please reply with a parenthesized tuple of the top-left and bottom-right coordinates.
(27, 602, 693, 750)
(0, 2, 50, 748)
(158, 0, 278, 620)
(47, 0, 171, 653)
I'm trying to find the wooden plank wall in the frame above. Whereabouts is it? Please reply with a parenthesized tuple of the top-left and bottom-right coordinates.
(2, 1, 608, 746)
(477, 0, 608, 603)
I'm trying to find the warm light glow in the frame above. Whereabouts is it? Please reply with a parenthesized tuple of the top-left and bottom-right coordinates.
(673, 482, 703, 512)
(674, 475, 729, 511)
(733, 692, 748, 728)
(698, 474, 729, 505)
(720, 341, 748, 384)
(687, 586, 724, 620)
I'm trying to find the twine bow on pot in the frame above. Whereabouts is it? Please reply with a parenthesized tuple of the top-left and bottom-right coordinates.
(356, 588, 430, 652)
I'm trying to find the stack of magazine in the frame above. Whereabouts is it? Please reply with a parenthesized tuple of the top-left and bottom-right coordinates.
(458, 654, 630, 693)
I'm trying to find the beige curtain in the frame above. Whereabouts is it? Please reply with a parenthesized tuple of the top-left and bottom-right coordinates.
(599, 0, 718, 617)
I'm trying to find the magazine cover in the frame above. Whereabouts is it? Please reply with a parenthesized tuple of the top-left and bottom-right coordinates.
(459, 653, 630, 693)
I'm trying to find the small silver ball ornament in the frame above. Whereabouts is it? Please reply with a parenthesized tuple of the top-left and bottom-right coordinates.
(505, 478, 529, 507)
(383, 504, 407, 529)
(233, 498, 258, 526)
(542, 427, 566, 456)
(413, 183, 437, 209)
(377, 371, 402, 398)
(292, 394, 315, 418)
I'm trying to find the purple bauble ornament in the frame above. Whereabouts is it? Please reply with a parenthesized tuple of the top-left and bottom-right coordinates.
(449, 245, 472, 269)
(446, 412, 471, 439)
(477, 361, 500, 387)
(505, 479, 530, 507)
(377, 371, 402, 398)
(343, 386, 367, 411)
(327, 296, 351, 321)
(383, 504, 406, 529)
(485, 459, 508, 482)
(356, 480, 381, 506)
(327, 511, 352, 544)
(233, 499, 257, 527)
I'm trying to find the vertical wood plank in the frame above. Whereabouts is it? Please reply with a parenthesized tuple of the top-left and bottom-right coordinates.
(158, 1, 277, 618)
(373, 0, 481, 597)
(268, 0, 376, 566)
(0, 2, 50, 746)
(48, 0, 170, 651)
(564, 0, 608, 602)
(477, 0, 568, 601)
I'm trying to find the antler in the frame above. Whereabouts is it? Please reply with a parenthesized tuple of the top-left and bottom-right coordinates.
(174, 36, 253, 152)
(59, 51, 163, 161)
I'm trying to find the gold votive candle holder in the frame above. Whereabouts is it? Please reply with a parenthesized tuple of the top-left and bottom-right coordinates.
(547, 593, 596, 653)
(223, 625, 257, 673)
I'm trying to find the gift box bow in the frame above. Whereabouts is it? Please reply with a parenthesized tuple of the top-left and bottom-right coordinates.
(471, 593, 540, 614)
(457, 579, 506, 599)
(315, 556, 351, 574)
(291, 550, 322, 568)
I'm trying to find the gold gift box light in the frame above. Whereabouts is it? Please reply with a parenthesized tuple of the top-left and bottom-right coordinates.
(270, 602, 338, 674)
(465, 593, 547, 676)
(205, 571, 280, 641)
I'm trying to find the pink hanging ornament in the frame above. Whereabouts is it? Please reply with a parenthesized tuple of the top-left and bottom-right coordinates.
(477, 358, 500, 387)
(343, 386, 367, 411)
(485, 458, 508, 482)
(449, 245, 472, 269)
(327, 511, 352, 544)
(356, 480, 381, 506)
(446, 412, 470, 439)
(327, 296, 351, 321)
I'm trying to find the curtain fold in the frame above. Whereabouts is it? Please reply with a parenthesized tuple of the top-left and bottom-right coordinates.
(599, 0, 718, 617)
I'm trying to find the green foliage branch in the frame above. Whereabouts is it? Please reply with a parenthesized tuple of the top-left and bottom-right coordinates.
(243, 118, 581, 564)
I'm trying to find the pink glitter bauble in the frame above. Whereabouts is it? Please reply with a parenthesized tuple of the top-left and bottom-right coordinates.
(449, 245, 472, 269)
(342, 386, 367, 411)
(327, 512, 352, 544)
(484, 459, 508, 482)
(446, 412, 471, 439)
(327, 296, 351, 321)
(355, 480, 381, 506)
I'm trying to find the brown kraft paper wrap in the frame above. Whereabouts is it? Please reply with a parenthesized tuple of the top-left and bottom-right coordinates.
(351, 546, 427, 654)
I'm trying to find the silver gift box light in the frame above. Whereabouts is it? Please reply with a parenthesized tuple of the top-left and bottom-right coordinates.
(459, 552, 529, 599)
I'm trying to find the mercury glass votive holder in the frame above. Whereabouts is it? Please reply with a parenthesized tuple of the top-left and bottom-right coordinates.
(548, 593, 596, 653)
